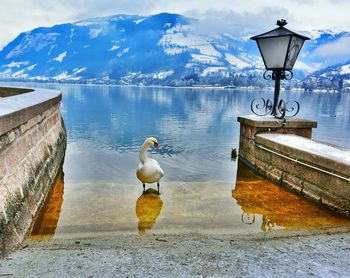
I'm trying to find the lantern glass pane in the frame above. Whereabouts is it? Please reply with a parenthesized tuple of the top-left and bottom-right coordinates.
(257, 36, 290, 69)
(285, 36, 304, 70)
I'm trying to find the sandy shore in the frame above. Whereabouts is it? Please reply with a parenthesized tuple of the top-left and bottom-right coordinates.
(1, 228, 350, 278)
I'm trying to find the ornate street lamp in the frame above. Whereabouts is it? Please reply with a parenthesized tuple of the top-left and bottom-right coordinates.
(250, 19, 310, 118)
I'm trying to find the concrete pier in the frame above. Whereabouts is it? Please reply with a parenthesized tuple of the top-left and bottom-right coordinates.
(238, 115, 350, 215)
(0, 87, 66, 257)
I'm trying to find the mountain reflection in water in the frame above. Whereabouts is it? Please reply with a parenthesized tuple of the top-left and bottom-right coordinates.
(232, 163, 350, 231)
(136, 188, 163, 235)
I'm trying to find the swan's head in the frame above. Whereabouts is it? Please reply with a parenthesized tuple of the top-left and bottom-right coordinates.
(144, 137, 160, 150)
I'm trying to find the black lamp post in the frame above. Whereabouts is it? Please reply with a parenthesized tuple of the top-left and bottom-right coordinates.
(250, 19, 310, 118)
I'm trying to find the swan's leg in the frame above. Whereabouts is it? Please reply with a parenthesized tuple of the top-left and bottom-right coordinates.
(157, 182, 160, 194)
(143, 183, 145, 193)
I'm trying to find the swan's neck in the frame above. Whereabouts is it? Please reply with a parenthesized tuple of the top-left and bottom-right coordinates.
(139, 143, 151, 163)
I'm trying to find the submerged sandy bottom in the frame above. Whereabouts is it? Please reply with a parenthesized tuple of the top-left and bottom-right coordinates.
(30, 164, 350, 241)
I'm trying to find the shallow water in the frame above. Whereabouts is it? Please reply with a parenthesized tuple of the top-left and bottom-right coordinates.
(31, 163, 350, 240)
(2, 83, 350, 238)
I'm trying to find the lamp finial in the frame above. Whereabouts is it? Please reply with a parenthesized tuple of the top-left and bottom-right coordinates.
(277, 19, 287, 27)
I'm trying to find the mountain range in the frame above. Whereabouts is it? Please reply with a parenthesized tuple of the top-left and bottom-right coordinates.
(0, 12, 349, 90)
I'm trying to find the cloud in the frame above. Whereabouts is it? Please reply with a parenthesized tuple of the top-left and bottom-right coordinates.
(0, 0, 155, 48)
(1, 0, 350, 47)
(185, 7, 293, 38)
(314, 36, 350, 58)
(69, 0, 154, 20)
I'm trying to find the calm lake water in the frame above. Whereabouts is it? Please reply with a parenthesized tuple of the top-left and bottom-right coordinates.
(3, 82, 350, 237)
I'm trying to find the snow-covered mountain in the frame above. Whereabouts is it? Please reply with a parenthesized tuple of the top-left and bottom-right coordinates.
(302, 61, 350, 91)
(0, 12, 349, 87)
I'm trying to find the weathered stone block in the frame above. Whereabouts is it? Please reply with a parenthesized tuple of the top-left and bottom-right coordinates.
(293, 163, 331, 188)
(326, 176, 350, 201)
(302, 181, 324, 202)
(0, 156, 6, 179)
(244, 152, 256, 165)
(255, 159, 270, 173)
(270, 153, 295, 174)
(240, 125, 256, 139)
(4, 145, 22, 173)
(266, 166, 283, 183)
(239, 137, 255, 155)
(254, 147, 271, 164)
(281, 172, 303, 193)
(321, 191, 350, 215)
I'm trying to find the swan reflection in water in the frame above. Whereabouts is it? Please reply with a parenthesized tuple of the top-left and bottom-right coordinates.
(31, 168, 64, 240)
(136, 188, 163, 235)
(232, 163, 350, 231)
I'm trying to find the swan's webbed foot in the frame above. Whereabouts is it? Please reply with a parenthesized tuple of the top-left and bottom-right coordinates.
(157, 182, 160, 195)
(143, 183, 145, 194)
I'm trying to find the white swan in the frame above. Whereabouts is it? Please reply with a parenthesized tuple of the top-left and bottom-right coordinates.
(136, 137, 164, 193)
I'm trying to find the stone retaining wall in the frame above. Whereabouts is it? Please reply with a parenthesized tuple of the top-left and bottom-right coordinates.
(237, 115, 350, 216)
(238, 115, 317, 171)
(0, 88, 66, 257)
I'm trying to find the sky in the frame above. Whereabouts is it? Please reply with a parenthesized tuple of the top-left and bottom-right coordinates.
(1, 0, 350, 47)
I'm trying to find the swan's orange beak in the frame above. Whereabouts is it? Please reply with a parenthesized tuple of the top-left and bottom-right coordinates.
(154, 142, 160, 150)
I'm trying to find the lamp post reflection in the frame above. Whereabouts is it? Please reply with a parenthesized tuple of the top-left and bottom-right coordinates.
(241, 212, 255, 225)
(135, 188, 163, 235)
(261, 215, 276, 232)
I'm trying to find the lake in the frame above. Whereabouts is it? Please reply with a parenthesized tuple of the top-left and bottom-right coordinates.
(2, 83, 350, 237)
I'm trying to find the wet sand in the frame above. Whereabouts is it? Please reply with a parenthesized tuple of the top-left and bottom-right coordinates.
(2, 229, 350, 278)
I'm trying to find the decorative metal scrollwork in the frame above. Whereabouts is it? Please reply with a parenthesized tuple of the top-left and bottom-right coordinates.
(283, 100, 300, 117)
(250, 98, 273, 116)
(263, 70, 272, 80)
(241, 212, 256, 225)
(251, 98, 300, 118)
(281, 70, 293, 80)
(252, 68, 299, 119)
(263, 70, 293, 80)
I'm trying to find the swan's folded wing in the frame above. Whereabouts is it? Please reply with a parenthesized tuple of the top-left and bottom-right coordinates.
(137, 159, 164, 183)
